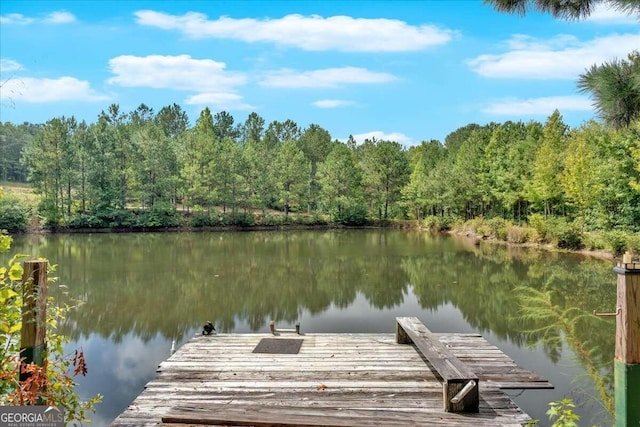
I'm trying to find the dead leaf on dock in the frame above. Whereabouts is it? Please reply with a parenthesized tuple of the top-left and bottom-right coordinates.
(316, 384, 328, 391)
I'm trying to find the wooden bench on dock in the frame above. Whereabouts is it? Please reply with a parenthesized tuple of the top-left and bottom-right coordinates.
(396, 317, 479, 413)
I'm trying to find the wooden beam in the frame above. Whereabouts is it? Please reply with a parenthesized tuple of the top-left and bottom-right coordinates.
(396, 317, 479, 413)
(20, 260, 48, 382)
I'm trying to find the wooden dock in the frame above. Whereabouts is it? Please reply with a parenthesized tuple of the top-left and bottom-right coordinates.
(112, 319, 552, 426)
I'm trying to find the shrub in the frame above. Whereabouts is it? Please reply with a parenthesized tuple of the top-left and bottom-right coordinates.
(485, 217, 510, 240)
(228, 212, 255, 227)
(582, 233, 607, 251)
(1, 236, 102, 420)
(0, 197, 29, 232)
(309, 212, 328, 226)
(422, 215, 454, 232)
(627, 234, 640, 254)
(555, 227, 584, 250)
(465, 217, 486, 235)
(259, 213, 285, 226)
(66, 214, 105, 229)
(506, 225, 530, 244)
(291, 214, 313, 225)
(550, 219, 584, 250)
(332, 204, 368, 226)
(188, 206, 220, 227)
(604, 230, 627, 255)
(37, 198, 62, 228)
(528, 213, 549, 242)
(134, 204, 182, 228)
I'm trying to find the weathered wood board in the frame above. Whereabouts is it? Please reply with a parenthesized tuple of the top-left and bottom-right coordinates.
(111, 333, 552, 426)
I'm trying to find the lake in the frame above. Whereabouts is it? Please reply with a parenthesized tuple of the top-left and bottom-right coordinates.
(3, 229, 616, 426)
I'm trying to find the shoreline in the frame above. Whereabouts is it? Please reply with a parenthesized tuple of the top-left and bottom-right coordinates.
(15, 221, 619, 261)
(447, 229, 616, 261)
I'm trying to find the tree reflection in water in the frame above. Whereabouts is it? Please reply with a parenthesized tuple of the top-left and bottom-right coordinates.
(3, 230, 616, 425)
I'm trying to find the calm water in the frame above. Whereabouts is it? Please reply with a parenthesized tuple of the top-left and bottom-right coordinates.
(3, 230, 617, 426)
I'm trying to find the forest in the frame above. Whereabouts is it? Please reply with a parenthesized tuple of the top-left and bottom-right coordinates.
(1, 101, 639, 250)
(0, 100, 640, 252)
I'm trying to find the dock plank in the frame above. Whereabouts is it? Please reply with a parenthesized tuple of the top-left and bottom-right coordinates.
(111, 332, 551, 426)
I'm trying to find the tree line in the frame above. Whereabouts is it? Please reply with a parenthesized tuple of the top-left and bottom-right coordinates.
(1, 102, 639, 232)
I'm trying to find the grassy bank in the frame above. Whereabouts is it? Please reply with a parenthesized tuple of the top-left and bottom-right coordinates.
(420, 215, 639, 259)
(2, 182, 637, 258)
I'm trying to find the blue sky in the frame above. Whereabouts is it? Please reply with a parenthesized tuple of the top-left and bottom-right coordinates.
(0, 1, 638, 145)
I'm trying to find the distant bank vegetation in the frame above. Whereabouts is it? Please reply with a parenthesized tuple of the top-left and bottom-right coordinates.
(1, 105, 639, 255)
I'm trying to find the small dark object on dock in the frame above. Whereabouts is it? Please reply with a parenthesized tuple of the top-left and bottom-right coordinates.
(202, 321, 215, 335)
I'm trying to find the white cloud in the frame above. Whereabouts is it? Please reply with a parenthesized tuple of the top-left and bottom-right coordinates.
(108, 55, 252, 111)
(482, 95, 593, 115)
(312, 99, 355, 108)
(134, 10, 454, 52)
(0, 10, 76, 25)
(262, 67, 396, 88)
(0, 59, 22, 72)
(108, 54, 246, 92)
(44, 11, 76, 24)
(0, 77, 109, 103)
(584, 3, 638, 24)
(185, 92, 255, 111)
(350, 131, 413, 145)
(0, 13, 35, 25)
(468, 33, 640, 79)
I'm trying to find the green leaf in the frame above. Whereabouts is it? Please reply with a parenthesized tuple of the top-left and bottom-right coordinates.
(0, 287, 18, 301)
(8, 322, 21, 334)
(8, 263, 23, 281)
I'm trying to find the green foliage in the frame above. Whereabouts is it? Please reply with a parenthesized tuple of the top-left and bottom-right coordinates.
(547, 399, 580, 427)
(0, 122, 36, 183)
(485, 217, 510, 240)
(561, 127, 602, 221)
(603, 230, 628, 255)
(332, 203, 368, 225)
(578, 51, 640, 129)
(528, 213, 550, 242)
(318, 143, 367, 225)
(360, 139, 410, 220)
(275, 139, 310, 215)
(506, 224, 530, 243)
(66, 213, 110, 228)
(38, 198, 63, 228)
(422, 215, 454, 232)
(135, 204, 182, 228)
(0, 196, 29, 232)
(627, 233, 640, 253)
(224, 212, 256, 227)
(486, 0, 640, 20)
(552, 219, 584, 250)
(525, 215, 583, 249)
(0, 217, 101, 418)
(257, 213, 286, 226)
(582, 233, 608, 251)
(0, 232, 10, 252)
(527, 111, 568, 216)
(461, 217, 508, 239)
(516, 285, 614, 418)
(188, 208, 217, 227)
(8, 104, 639, 245)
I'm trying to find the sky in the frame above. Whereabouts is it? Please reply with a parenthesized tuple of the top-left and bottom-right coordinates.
(0, 1, 638, 146)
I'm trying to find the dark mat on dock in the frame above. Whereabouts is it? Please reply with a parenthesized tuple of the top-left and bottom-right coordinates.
(253, 338, 303, 354)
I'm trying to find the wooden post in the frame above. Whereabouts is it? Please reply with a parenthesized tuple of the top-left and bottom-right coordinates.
(20, 260, 48, 382)
(613, 256, 640, 427)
